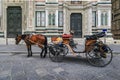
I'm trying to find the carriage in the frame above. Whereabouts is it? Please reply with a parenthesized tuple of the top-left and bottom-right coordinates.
(15, 31, 113, 67)
(48, 32, 113, 67)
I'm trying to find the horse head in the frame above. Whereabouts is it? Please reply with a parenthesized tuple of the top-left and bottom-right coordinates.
(15, 34, 22, 45)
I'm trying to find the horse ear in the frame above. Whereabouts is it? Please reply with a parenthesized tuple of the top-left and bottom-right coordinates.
(16, 34, 18, 37)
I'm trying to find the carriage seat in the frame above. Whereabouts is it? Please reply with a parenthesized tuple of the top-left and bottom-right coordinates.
(86, 35, 97, 40)
(62, 34, 72, 39)
(86, 32, 105, 40)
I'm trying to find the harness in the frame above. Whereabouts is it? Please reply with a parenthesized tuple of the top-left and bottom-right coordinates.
(25, 34, 44, 48)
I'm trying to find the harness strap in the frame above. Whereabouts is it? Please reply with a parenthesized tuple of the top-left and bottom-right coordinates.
(25, 38, 44, 48)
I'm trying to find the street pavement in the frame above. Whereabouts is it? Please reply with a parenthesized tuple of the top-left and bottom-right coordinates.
(0, 44, 120, 80)
(0, 44, 119, 53)
(0, 52, 120, 80)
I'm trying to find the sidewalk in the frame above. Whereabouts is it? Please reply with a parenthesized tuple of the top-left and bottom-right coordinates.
(0, 45, 41, 53)
(0, 44, 119, 53)
(108, 44, 120, 53)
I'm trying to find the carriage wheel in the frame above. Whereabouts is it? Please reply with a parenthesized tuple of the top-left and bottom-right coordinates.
(49, 45, 65, 62)
(86, 46, 113, 67)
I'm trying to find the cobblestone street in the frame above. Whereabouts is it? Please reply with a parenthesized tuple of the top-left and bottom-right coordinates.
(0, 52, 120, 80)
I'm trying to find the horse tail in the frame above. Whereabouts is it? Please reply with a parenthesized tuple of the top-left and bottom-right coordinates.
(44, 35, 47, 54)
(44, 36, 47, 46)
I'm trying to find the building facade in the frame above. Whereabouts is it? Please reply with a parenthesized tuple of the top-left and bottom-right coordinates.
(111, 0, 120, 39)
(0, 0, 112, 44)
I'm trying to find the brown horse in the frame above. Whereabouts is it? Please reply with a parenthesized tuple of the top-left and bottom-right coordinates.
(15, 34, 47, 58)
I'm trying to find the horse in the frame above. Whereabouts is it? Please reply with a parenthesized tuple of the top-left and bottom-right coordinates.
(15, 34, 47, 58)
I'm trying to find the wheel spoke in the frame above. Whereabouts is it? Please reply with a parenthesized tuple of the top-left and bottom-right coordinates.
(49, 44, 65, 62)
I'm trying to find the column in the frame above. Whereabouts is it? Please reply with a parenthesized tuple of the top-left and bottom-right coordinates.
(0, 0, 2, 31)
(63, 3, 69, 34)
(63, 4, 67, 33)
(97, 10, 101, 27)
(87, 7, 92, 35)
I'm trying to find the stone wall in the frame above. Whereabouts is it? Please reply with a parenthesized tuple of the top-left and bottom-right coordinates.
(111, 0, 120, 39)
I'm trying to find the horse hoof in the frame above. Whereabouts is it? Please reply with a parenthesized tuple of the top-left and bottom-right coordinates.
(27, 55, 30, 57)
(43, 56, 46, 58)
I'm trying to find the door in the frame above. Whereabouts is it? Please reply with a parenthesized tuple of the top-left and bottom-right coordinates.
(7, 6, 22, 38)
(70, 13, 82, 38)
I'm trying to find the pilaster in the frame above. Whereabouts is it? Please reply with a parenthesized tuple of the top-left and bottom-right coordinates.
(63, 3, 69, 34)
(97, 10, 101, 27)
(45, 10, 48, 27)
(108, 10, 111, 27)
(55, 10, 58, 27)
(26, 0, 35, 31)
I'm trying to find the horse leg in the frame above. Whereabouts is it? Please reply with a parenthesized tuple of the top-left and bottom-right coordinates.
(40, 48, 44, 58)
(43, 36, 48, 58)
(27, 45, 30, 57)
(43, 46, 47, 58)
(30, 45, 32, 56)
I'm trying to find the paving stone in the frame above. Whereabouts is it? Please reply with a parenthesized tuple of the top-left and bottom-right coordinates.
(11, 65, 24, 76)
(59, 71, 69, 76)
(53, 67, 64, 74)
(2, 62, 12, 71)
(0, 75, 10, 80)
(54, 74, 68, 80)
(0, 70, 11, 76)
(41, 74, 56, 80)
(25, 71, 40, 80)
(35, 68, 49, 77)
(12, 73, 27, 80)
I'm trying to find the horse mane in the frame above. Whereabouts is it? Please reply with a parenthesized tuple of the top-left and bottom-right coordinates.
(21, 34, 28, 40)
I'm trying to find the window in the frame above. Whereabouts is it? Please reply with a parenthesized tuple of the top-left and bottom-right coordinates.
(0, 16, 2, 27)
(0, 17, 2, 27)
(48, 12, 55, 25)
(101, 13, 104, 25)
(71, 0, 82, 4)
(36, 11, 45, 27)
(92, 11, 96, 27)
(105, 13, 108, 25)
(119, 20, 120, 29)
(101, 12, 108, 26)
(116, 0, 119, 10)
(58, 11, 63, 27)
(46, 0, 57, 2)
